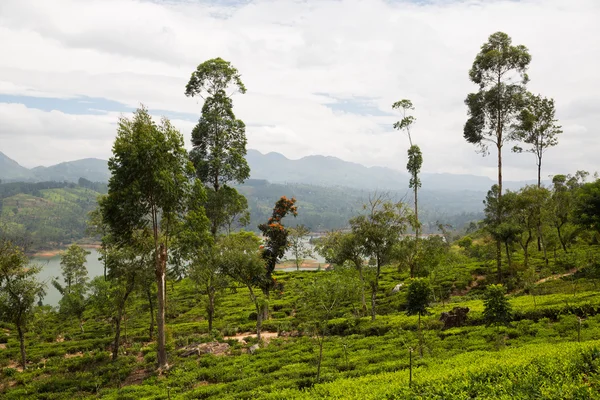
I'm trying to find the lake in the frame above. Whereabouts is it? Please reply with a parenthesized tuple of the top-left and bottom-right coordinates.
(33, 239, 324, 306)
(32, 248, 104, 307)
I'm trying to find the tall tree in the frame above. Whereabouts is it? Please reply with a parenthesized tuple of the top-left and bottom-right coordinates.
(287, 224, 313, 271)
(101, 106, 193, 370)
(512, 93, 562, 253)
(393, 99, 423, 243)
(351, 196, 409, 320)
(58, 244, 90, 293)
(512, 93, 562, 188)
(258, 196, 297, 317)
(185, 58, 250, 236)
(464, 32, 531, 279)
(0, 240, 46, 370)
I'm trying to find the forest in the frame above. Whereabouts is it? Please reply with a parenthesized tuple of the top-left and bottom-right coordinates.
(1, 31, 600, 399)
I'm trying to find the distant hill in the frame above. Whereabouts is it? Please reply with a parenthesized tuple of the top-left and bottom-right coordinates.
(31, 158, 109, 183)
(0, 153, 109, 183)
(0, 149, 539, 192)
(0, 151, 34, 181)
(246, 149, 410, 189)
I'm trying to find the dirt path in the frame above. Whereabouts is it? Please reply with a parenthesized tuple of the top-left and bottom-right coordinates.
(224, 331, 279, 343)
(535, 268, 578, 285)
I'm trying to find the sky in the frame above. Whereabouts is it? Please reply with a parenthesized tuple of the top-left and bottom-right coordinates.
(0, 0, 598, 181)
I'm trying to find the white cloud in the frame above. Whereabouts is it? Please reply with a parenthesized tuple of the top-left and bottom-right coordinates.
(0, 0, 598, 180)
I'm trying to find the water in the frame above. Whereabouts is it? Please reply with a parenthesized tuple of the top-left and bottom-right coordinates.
(31, 248, 104, 307)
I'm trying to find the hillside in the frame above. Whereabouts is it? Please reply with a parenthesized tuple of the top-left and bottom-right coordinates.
(1, 243, 600, 399)
(0, 152, 33, 181)
(0, 182, 104, 249)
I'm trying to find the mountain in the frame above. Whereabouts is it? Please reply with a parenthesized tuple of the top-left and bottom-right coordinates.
(0, 149, 537, 193)
(0, 152, 34, 181)
(246, 149, 410, 189)
(0, 153, 109, 183)
(31, 158, 109, 183)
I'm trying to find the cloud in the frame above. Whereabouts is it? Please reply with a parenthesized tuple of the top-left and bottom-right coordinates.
(0, 0, 598, 180)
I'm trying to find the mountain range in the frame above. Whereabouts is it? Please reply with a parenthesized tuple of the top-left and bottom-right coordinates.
(0, 150, 537, 193)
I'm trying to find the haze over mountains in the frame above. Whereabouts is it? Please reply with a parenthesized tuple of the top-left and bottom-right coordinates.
(0, 149, 539, 193)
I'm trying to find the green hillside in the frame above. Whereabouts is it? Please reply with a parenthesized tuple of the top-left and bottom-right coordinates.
(0, 183, 104, 250)
(1, 244, 600, 399)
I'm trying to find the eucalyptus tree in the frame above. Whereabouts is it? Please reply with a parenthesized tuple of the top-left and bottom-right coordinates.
(513, 93, 562, 252)
(512, 186, 550, 268)
(185, 58, 250, 236)
(393, 99, 422, 240)
(512, 93, 562, 188)
(287, 224, 313, 271)
(58, 244, 90, 293)
(178, 179, 220, 332)
(464, 32, 531, 276)
(101, 106, 193, 370)
(0, 240, 46, 369)
(351, 196, 409, 320)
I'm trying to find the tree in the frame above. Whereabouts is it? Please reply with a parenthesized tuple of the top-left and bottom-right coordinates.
(464, 32, 531, 278)
(512, 186, 550, 268)
(258, 196, 297, 317)
(405, 278, 432, 357)
(0, 240, 46, 369)
(574, 179, 600, 236)
(59, 244, 90, 293)
(512, 93, 562, 188)
(483, 185, 521, 282)
(101, 106, 193, 370)
(298, 270, 360, 383)
(393, 99, 423, 243)
(178, 179, 219, 331)
(315, 231, 367, 313)
(351, 196, 409, 320)
(218, 232, 266, 340)
(185, 58, 250, 236)
(483, 284, 512, 327)
(549, 174, 584, 252)
(288, 225, 313, 271)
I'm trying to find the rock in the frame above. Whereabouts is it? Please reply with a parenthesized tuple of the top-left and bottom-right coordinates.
(440, 307, 470, 329)
(249, 343, 260, 354)
(179, 342, 230, 357)
(392, 283, 404, 293)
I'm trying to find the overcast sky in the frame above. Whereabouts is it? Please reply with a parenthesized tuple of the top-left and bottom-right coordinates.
(0, 0, 598, 180)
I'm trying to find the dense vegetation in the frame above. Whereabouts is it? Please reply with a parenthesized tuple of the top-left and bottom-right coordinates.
(1, 31, 600, 399)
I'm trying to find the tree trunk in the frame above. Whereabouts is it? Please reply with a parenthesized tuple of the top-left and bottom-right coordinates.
(156, 244, 168, 370)
(146, 286, 155, 341)
(79, 319, 84, 333)
(370, 287, 377, 321)
(249, 287, 262, 341)
(496, 240, 502, 284)
(208, 288, 215, 332)
(17, 323, 26, 370)
(505, 242, 512, 270)
(557, 225, 568, 253)
(112, 314, 122, 361)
